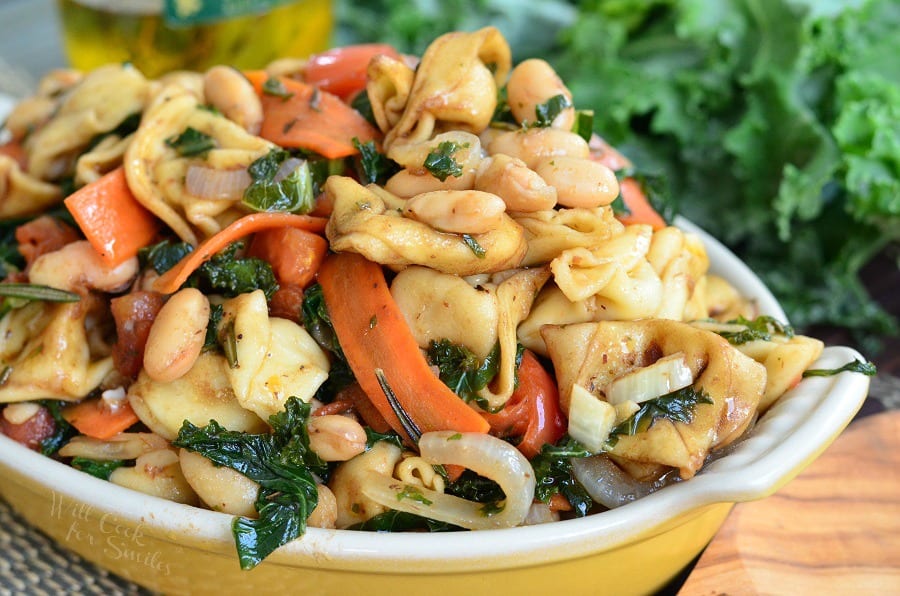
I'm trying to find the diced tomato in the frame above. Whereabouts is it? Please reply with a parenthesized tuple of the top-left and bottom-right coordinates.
(15, 215, 81, 270)
(304, 43, 401, 100)
(481, 350, 567, 459)
(110, 291, 166, 378)
(267, 283, 306, 323)
(248, 227, 327, 288)
(0, 405, 56, 451)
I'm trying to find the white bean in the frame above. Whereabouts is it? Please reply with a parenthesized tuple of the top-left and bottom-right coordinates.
(486, 128, 590, 169)
(506, 59, 575, 129)
(143, 288, 210, 383)
(307, 484, 338, 529)
(534, 156, 620, 208)
(203, 66, 264, 135)
(384, 167, 475, 198)
(28, 240, 139, 293)
(474, 154, 557, 212)
(404, 190, 507, 235)
(179, 448, 259, 517)
(307, 415, 367, 462)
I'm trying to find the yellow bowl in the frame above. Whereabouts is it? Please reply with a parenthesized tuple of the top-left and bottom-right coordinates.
(0, 221, 870, 595)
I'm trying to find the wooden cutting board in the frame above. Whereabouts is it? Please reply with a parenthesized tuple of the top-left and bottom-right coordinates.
(679, 410, 900, 595)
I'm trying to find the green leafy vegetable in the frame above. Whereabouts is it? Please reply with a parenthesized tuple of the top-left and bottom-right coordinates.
(70, 457, 125, 480)
(191, 242, 279, 300)
(352, 137, 399, 184)
(529, 436, 593, 517)
(261, 77, 294, 99)
(461, 234, 486, 258)
(532, 93, 571, 127)
(173, 397, 327, 570)
(717, 315, 795, 345)
(423, 141, 466, 181)
(348, 510, 457, 532)
(802, 359, 877, 378)
(350, 89, 378, 127)
(242, 149, 315, 214)
(572, 109, 594, 142)
(607, 387, 714, 446)
(165, 126, 216, 157)
(37, 400, 77, 456)
(140, 239, 193, 275)
(426, 340, 500, 411)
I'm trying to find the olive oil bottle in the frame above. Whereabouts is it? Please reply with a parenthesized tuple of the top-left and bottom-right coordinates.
(56, 0, 334, 78)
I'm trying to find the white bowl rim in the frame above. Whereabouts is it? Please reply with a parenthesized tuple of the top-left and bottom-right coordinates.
(0, 218, 871, 573)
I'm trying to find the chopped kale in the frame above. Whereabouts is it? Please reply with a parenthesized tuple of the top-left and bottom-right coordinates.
(529, 436, 593, 517)
(173, 397, 326, 569)
(70, 457, 125, 480)
(718, 315, 795, 345)
(423, 141, 466, 181)
(139, 239, 193, 275)
(352, 137, 399, 184)
(348, 510, 457, 532)
(607, 387, 713, 446)
(261, 77, 294, 99)
(427, 340, 500, 411)
(193, 242, 279, 300)
(802, 358, 877, 378)
(37, 400, 77, 456)
(533, 94, 572, 127)
(242, 149, 315, 214)
(165, 126, 216, 157)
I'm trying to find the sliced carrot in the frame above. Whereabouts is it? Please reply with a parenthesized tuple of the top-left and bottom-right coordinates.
(242, 70, 269, 95)
(548, 492, 573, 512)
(151, 212, 327, 294)
(258, 77, 380, 159)
(63, 167, 160, 267)
(318, 252, 490, 441)
(247, 226, 327, 288)
(304, 43, 401, 100)
(62, 398, 140, 440)
(615, 177, 667, 230)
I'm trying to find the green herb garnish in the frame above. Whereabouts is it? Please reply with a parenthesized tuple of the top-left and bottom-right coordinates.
(461, 234, 486, 258)
(242, 149, 314, 214)
(607, 387, 713, 446)
(423, 141, 466, 181)
(802, 359, 877, 378)
(533, 93, 572, 127)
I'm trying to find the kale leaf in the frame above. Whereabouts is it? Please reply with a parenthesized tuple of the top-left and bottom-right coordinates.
(242, 149, 315, 214)
(165, 126, 216, 157)
(426, 340, 500, 411)
(70, 457, 125, 480)
(716, 315, 795, 345)
(173, 397, 326, 569)
(607, 387, 713, 446)
(529, 436, 593, 517)
(802, 358, 877, 378)
(352, 137, 399, 184)
(533, 94, 572, 127)
(423, 141, 466, 181)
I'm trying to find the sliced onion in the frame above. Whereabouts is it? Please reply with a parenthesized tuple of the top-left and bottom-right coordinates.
(606, 352, 693, 405)
(361, 431, 536, 530)
(58, 432, 169, 460)
(185, 164, 251, 200)
(571, 454, 675, 509)
(274, 157, 304, 182)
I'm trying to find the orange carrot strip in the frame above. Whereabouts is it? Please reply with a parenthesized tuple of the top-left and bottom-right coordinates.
(62, 398, 140, 440)
(152, 212, 327, 294)
(64, 167, 160, 267)
(318, 252, 490, 440)
(258, 77, 379, 159)
(615, 177, 667, 230)
(242, 70, 269, 95)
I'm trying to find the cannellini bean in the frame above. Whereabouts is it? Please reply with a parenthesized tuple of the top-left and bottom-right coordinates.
(384, 168, 476, 198)
(142, 288, 210, 383)
(307, 415, 367, 462)
(28, 240, 139, 293)
(203, 65, 263, 135)
(307, 484, 338, 529)
(403, 190, 506, 234)
(2, 402, 42, 425)
(486, 127, 590, 169)
(179, 448, 259, 516)
(109, 449, 199, 505)
(534, 156, 619, 208)
(506, 58, 575, 129)
(474, 154, 557, 211)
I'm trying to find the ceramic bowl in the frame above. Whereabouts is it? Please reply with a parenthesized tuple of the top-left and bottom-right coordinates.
(0, 220, 870, 596)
